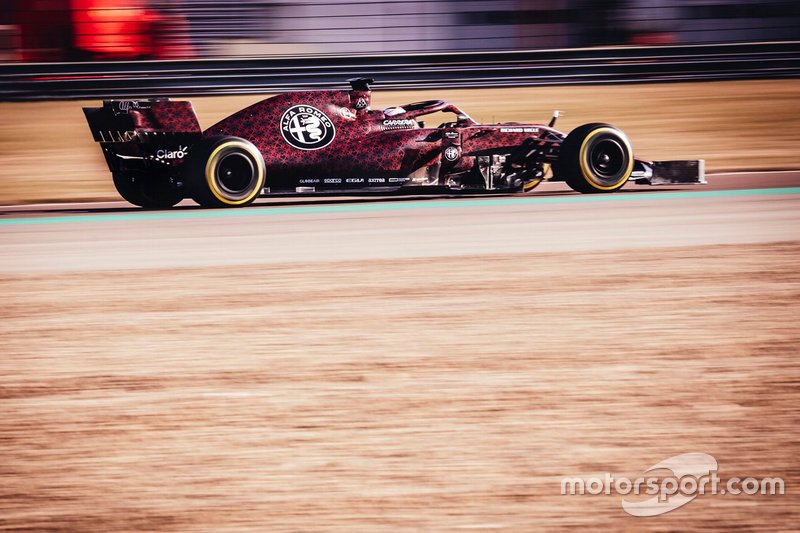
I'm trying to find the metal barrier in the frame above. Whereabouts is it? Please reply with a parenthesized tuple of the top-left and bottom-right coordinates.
(1, 41, 798, 101)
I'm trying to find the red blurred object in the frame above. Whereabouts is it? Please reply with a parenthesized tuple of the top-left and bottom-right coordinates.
(629, 32, 677, 46)
(12, 0, 193, 61)
(71, 0, 194, 59)
(71, 0, 157, 59)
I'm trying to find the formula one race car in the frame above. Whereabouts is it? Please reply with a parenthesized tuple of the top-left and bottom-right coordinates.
(84, 78, 704, 208)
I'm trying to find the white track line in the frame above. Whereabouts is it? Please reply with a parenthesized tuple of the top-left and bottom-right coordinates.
(710, 170, 800, 176)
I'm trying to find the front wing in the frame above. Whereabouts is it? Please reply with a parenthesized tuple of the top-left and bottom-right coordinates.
(631, 159, 706, 186)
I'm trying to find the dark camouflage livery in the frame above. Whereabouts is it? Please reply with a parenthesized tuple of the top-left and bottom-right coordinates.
(85, 79, 702, 207)
(202, 82, 566, 191)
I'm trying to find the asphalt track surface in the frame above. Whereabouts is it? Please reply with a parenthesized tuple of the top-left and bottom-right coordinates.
(1, 171, 798, 274)
(3, 170, 799, 530)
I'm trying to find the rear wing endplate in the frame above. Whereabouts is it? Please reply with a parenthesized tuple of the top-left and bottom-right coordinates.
(83, 99, 201, 143)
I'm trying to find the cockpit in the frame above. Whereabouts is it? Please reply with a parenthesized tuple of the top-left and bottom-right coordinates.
(381, 100, 478, 129)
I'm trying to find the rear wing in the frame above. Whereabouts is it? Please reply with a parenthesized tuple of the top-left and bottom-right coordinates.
(83, 99, 201, 143)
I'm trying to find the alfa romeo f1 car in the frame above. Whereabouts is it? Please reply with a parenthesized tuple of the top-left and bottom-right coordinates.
(84, 78, 704, 208)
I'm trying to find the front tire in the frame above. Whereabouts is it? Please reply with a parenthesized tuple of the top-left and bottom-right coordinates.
(555, 123, 634, 194)
(188, 136, 266, 208)
(112, 171, 183, 209)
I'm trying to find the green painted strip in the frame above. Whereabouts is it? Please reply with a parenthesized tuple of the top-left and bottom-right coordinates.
(1, 187, 799, 227)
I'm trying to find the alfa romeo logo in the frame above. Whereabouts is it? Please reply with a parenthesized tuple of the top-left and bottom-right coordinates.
(280, 105, 336, 150)
(444, 145, 460, 161)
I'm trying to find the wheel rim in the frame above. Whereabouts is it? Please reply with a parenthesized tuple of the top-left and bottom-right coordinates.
(216, 152, 256, 197)
(589, 138, 626, 180)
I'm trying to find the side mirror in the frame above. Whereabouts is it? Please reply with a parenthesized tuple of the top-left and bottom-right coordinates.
(548, 110, 561, 128)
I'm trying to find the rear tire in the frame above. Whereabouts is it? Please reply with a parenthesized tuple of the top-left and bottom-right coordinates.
(554, 123, 634, 194)
(112, 171, 183, 209)
(187, 136, 266, 208)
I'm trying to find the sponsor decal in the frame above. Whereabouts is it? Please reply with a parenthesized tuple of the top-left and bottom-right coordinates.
(346, 178, 364, 184)
(444, 131, 459, 139)
(113, 100, 152, 115)
(156, 145, 189, 160)
(500, 127, 540, 133)
(281, 105, 336, 150)
(355, 97, 368, 109)
(368, 178, 386, 184)
(388, 177, 407, 183)
(324, 178, 342, 184)
(299, 178, 320, 184)
(382, 119, 418, 130)
(443, 145, 460, 162)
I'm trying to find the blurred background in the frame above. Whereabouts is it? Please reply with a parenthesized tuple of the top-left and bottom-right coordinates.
(0, 2, 798, 204)
(2, 0, 799, 62)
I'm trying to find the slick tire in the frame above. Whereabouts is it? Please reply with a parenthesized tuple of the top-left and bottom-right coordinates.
(188, 136, 266, 208)
(112, 171, 183, 209)
(554, 123, 634, 194)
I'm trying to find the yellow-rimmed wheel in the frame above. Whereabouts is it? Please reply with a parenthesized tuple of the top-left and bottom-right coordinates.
(554, 123, 634, 194)
(188, 136, 266, 208)
(519, 163, 551, 193)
